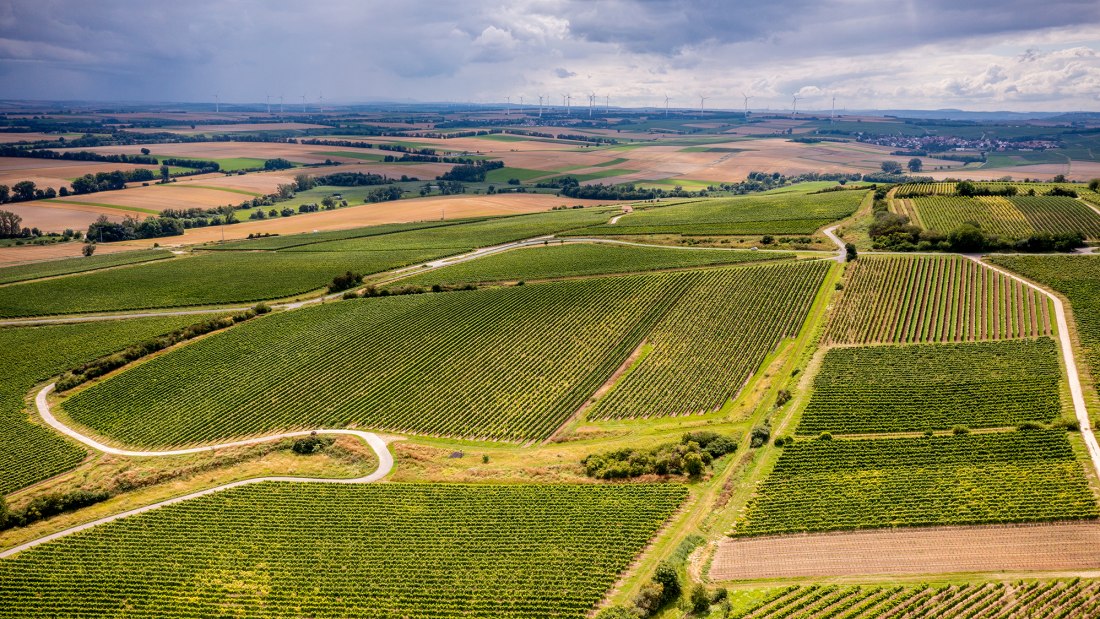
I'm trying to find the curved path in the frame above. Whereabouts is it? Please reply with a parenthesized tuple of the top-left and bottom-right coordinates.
(968, 256, 1100, 480)
(822, 225, 846, 262)
(0, 383, 393, 558)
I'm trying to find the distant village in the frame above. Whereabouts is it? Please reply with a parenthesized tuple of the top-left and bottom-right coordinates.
(856, 134, 1059, 153)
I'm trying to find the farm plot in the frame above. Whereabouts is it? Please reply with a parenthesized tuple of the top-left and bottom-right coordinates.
(727, 581, 1100, 619)
(990, 255, 1100, 400)
(202, 219, 486, 251)
(799, 338, 1063, 434)
(734, 430, 1097, 536)
(394, 242, 792, 287)
(0, 315, 215, 494)
(62, 272, 696, 445)
(590, 261, 829, 419)
(825, 255, 1051, 344)
(567, 190, 865, 236)
(0, 483, 687, 619)
(904, 195, 1100, 238)
(0, 249, 171, 285)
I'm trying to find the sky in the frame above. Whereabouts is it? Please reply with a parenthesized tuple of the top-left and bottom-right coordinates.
(2, 0, 1100, 112)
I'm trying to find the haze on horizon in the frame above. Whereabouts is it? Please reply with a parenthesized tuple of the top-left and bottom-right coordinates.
(1, 0, 1099, 113)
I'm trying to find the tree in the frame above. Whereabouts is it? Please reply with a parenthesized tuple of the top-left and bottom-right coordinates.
(880, 160, 903, 174)
(1089, 178, 1100, 192)
(956, 180, 977, 197)
(160, 165, 170, 182)
(845, 242, 857, 262)
(1052, 174, 1067, 183)
(907, 157, 923, 172)
(0, 210, 22, 237)
(140, 147, 151, 155)
(0, 184, 8, 203)
(82, 243, 96, 257)
(12, 180, 36, 201)
(652, 561, 680, 605)
(947, 223, 986, 253)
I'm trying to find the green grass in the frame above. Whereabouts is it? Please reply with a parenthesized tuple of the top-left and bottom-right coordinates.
(569, 190, 865, 236)
(42, 199, 157, 215)
(735, 430, 1097, 536)
(0, 315, 217, 493)
(0, 250, 172, 285)
(205, 219, 485, 251)
(63, 271, 697, 445)
(0, 483, 687, 618)
(825, 255, 1052, 344)
(591, 261, 829, 419)
(537, 168, 639, 183)
(393, 242, 792, 287)
(484, 167, 551, 183)
(590, 157, 629, 167)
(155, 156, 272, 171)
(800, 339, 1063, 434)
(157, 184, 263, 197)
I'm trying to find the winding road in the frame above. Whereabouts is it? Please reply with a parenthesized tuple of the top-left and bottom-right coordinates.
(0, 383, 393, 558)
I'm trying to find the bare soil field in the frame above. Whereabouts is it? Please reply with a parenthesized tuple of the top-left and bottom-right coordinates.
(54, 141, 338, 164)
(0, 132, 72, 143)
(929, 161, 1100, 182)
(0, 158, 162, 191)
(52, 184, 254, 212)
(5, 200, 129, 231)
(709, 522, 1100, 580)
(127, 193, 618, 246)
(0, 240, 139, 267)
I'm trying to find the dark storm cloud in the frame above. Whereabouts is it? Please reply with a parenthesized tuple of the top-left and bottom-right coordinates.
(0, 0, 1098, 109)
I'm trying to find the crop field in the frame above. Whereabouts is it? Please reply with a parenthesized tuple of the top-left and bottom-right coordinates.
(825, 255, 1052, 344)
(734, 430, 1096, 536)
(727, 581, 1100, 619)
(566, 190, 865, 236)
(0, 210, 617, 316)
(0, 482, 687, 618)
(799, 338, 1063, 434)
(63, 272, 702, 445)
(990, 255, 1100, 398)
(395, 242, 792, 286)
(590, 261, 829, 419)
(0, 249, 171, 285)
(894, 195, 1100, 238)
(0, 315, 214, 493)
(204, 219, 486, 251)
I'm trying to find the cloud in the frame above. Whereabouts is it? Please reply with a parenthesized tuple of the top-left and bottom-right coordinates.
(554, 67, 577, 78)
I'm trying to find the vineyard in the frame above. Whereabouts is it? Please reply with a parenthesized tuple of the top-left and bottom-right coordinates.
(0, 209, 615, 317)
(201, 218, 488, 251)
(800, 339, 1063, 434)
(825, 255, 1052, 344)
(63, 271, 720, 445)
(0, 315, 216, 493)
(0, 249, 172, 285)
(566, 190, 865, 236)
(893, 195, 1100, 238)
(0, 482, 687, 618)
(393, 242, 790, 287)
(990, 255, 1100, 402)
(590, 261, 829, 419)
(735, 430, 1096, 536)
(729, 580, 1100, 619)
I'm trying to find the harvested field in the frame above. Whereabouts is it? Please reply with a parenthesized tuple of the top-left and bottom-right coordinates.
(52, 184, 253, 212)
(2, 200, 130, 232)
(129, 193, 618, 246)
(55, 141, 342, 164)
(0, 157, 162, 191)
(0, 241, 137, 268)
(710, 522, 1100, 580)
(928, 161, 1100, 182)
(125, 122, 328, 134)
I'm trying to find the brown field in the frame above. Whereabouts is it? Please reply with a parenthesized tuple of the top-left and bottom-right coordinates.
(125, 122, 328, 134)
(709, 522, 1100, 580)
(128, 193, 618, 247)
(5, 201, 129, 232)
(51, 183, 253, 212)
(54, 141, 339, 164)
(0, 133, 72, 144)
(0, 239, 140, 267)
(0, 157, 162, 191)
(929, 161, 1100, 182)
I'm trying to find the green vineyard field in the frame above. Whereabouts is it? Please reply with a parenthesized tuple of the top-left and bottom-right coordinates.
(730, 580, 1100, 619)
(894, 195, 1100, 238)
(590, 261, 829, 419)
(0, 315, 216, 493)
(0, 483, 687, 618)
(64, 272, 700, 445)
(735, 430, 1096, 536)
(800, 338, 1063, 434)
(0, 249, 172, 285)
(564, 190, 865, 236)
(393, 242, 790, 287)
(825, 255, 1051, 344)
(201, 218, 487, 251)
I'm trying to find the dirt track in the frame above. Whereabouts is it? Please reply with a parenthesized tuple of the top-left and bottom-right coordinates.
(710, 522, 1100, 580)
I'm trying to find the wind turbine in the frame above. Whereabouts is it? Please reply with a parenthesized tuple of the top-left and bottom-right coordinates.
(664, 94, 671, 117)
(538, 95, 544, 118)
(792, 94, 802, 116)
(279, 94, 284, 115)
(588, 93, 595, 118)
(831, 96, 837, 123)
(699, 95, 709, 118)
(214, 94, 219, 113)
(505, 95, 510, 116)
(605, 94, 610, 113)
(319, 93, 324, 114)
(741, 92, 752, 118)
(302, 94, 307, 113)
(563, 93, 571, 116)
(266, 94, 271, 115)
(519, 95, 524, 110)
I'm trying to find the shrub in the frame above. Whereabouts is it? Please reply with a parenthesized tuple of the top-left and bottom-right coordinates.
(952, 425, 970, 435)
(750, 425, 771, 448)
(253, 302, 271, 314)
(818, 431, 833, 441)
(328, 271, 363, 293)
(82, 243, 96, 257)
(291, 432, 328, 454)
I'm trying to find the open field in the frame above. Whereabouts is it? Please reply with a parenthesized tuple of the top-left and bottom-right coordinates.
(825, 255, 1052, 344)
(394, 241, 792, 286)
(0, 240, 140, 268)
(0, 157, 162, 192)
(726, 581, 1100, 618)
(591, 261, 829, 419)
(0, 482, 686, 618)
(734, 430, 1096, 536)
(62, 273, 687, 444)
(711, 522, 1100, 580)
(0, 248, 171, 285)
(800, 339, 1063, 434)
(570, 189, 865, 236)
(893, 195, 1100, 238)
(0, 315, 218, 493)
(2, 199, 135, 232)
